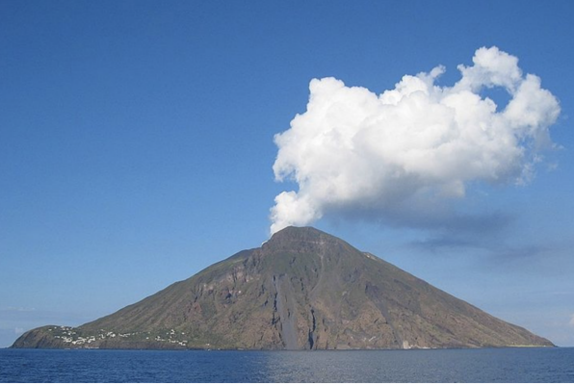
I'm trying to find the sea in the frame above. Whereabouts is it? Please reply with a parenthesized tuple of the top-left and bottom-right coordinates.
(1, 348, 573, 383)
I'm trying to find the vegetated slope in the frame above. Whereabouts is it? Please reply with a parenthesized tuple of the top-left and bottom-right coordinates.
(12, 227, 554, 350)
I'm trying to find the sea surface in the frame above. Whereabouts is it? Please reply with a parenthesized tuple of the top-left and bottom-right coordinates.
(1, 347, 573, 383)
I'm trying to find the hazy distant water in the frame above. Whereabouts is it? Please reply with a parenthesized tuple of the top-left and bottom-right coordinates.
(1, 348, 573, 382)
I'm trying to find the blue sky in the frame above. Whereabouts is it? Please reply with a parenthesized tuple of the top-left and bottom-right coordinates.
(1, 0, 573, 348)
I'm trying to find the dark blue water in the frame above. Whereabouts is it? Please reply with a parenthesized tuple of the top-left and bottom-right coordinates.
(1, 348, 573, 382)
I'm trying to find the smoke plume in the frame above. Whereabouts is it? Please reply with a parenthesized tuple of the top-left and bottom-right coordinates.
(270, 47, 560, 234)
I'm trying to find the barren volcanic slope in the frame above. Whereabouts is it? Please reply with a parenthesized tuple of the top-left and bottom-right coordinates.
(13, 227, 553, 350)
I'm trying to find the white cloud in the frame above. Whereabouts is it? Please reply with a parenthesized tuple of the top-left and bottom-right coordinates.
(270, 47, 560, 234)
(569, 314, 574, 327)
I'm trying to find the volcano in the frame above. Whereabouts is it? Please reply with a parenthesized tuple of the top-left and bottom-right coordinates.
(12, 226, 553, 349)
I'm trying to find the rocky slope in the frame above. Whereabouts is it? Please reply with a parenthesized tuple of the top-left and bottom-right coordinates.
(12, 226, 553, 349)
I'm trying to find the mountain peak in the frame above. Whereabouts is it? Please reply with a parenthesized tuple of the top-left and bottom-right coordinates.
(264, 226, 352, 258)
(269, 226, 330, 241)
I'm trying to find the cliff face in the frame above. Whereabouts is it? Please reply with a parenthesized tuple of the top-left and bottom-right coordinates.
(12, 227, 554, 349)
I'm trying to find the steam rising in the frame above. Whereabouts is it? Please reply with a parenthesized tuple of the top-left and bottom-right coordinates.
(270, 47, 560, 234)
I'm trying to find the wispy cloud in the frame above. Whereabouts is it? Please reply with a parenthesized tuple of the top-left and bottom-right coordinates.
(270, 47, 560, 234)
(0, 307, 36, 312)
